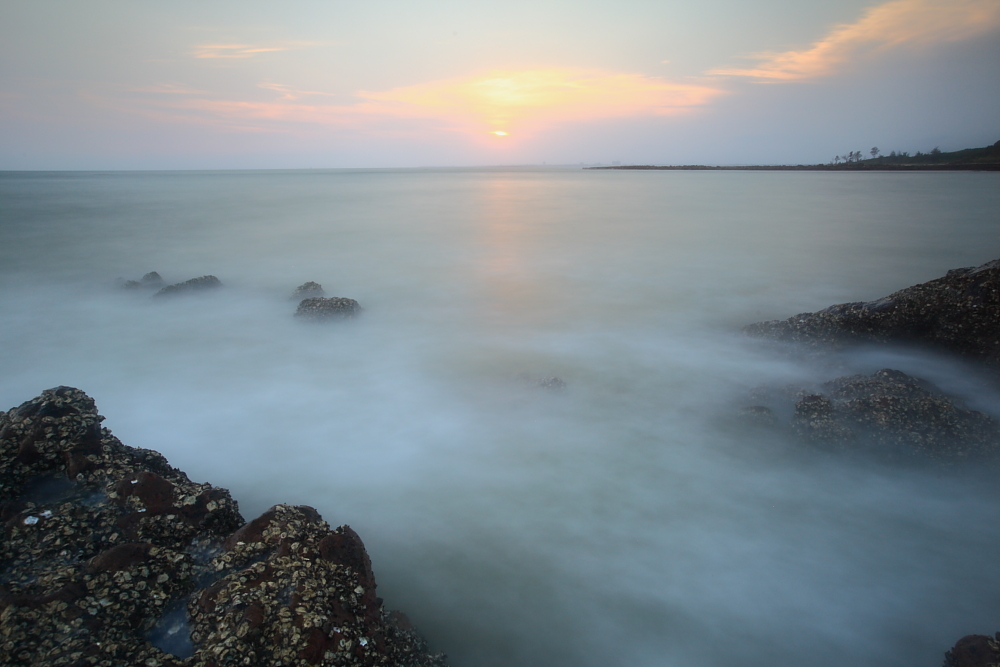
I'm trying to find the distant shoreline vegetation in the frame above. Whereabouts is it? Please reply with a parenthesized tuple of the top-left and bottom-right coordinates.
(587, 140, 1000, 171)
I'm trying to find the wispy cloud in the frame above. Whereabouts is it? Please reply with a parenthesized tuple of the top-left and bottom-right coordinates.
(257, 83, 340, 101)
(192, 43, 289, 59)
(358, 68, 724, 132)
(100, 68, 724, 139)
(190, 40, 329, 60)
(710, 0, 1000, 80)
(130, 83, 208, 95)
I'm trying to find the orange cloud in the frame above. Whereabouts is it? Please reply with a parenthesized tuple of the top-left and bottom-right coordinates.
(710, 0, 1000, 80)
(107, 68, 724, 138)
(359, 68, 724, 132)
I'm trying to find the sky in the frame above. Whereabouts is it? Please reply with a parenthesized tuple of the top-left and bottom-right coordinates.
(1, 0, 998, 169)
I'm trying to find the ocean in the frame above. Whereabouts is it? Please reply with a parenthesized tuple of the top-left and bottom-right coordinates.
(1, 167, 999, 667)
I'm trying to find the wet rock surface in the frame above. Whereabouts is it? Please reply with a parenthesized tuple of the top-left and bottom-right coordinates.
(740, 369, 1000, 463)
(294, 298, 362, 322)
(0, 387, 446, 667)
(743, 258, 1000, 368)
(291, 282, 327, 301)
(154, 276, 223, 298)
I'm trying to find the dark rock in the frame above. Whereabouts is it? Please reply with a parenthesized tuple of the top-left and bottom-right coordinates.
(142, 272, 164, 287)
(291, 282, 326, 300)
(744, 258, 1000, 368)
(295, 297, 362, 321)
(944, 633, 1000, 667)
(120, 272, 164, 290)
(0, 387, 447, 667)
(740, 369, 1000, 462)
(154, 275, 222, 298)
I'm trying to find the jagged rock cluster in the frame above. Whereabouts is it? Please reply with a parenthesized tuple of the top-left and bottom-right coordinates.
(0, 387, 445, 667)
(120, 272, 222, 297)
(744, 258, 1000, 368)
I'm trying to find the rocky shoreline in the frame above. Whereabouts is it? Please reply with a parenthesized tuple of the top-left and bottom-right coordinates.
(0, 387, 446, 667)
(739, 258, 1000, 466)
(743, 258, 1000, 665)
(6, 260, 999, 666)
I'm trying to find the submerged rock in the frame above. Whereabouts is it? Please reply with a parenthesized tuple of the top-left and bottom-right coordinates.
(735, 404, 778, 426)
(537, 376, 567, 391)
(291, 282, 326, 301)
(0, 387, 447, 667)
(740, 369, 1000, 463)
(154, 275, 222, 298)
(295, 297, 362, 321)
(744, 258, 1000, 368)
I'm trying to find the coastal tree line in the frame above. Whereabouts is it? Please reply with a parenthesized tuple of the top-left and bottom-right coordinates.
(829, 140, 999, 167)
(832, 146, 943, 164)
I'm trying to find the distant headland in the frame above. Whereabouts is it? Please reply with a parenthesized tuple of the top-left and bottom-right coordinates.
(587, 140, 1000, 171)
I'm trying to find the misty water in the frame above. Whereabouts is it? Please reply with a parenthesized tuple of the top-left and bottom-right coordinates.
(2, 168, 1000, 667)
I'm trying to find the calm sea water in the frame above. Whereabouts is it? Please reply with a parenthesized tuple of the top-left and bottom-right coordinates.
(2, 168, 999, 667)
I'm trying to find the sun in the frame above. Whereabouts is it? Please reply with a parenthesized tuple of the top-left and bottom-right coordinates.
(491, 130, 508, 136)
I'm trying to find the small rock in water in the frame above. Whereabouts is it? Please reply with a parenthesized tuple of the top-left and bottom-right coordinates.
(736, 405, 778, 425)
(290, 281, 326, 300)
(295, 296, 362, 321)
(120, 271, 164, 290)
(141, 271, 164, 287)
(154, 275, 222, 297)
(538, 376, 567, 391)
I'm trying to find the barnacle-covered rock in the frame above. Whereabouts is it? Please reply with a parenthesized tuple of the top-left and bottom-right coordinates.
(739, 369, 1000, 463)
(743, 258, 1000, 368)
(0, 387, 446, 667)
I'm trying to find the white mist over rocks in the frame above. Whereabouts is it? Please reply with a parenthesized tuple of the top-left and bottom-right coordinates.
(2, 168, 1000, 667)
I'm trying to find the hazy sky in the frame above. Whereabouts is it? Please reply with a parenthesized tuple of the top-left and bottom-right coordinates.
(2, 0, 998, 169)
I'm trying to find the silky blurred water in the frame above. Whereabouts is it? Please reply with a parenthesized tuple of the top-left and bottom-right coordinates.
(2, 168, 1000, 667)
